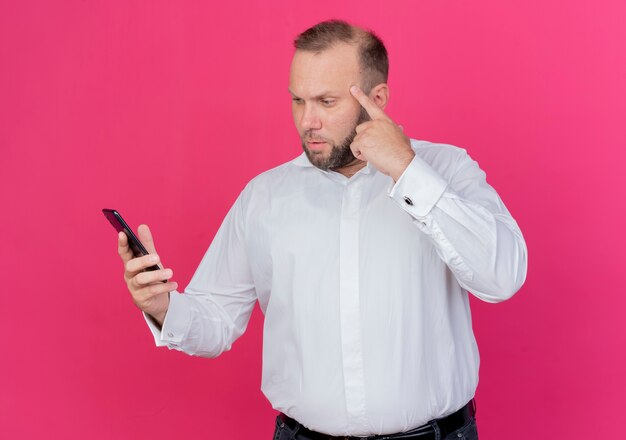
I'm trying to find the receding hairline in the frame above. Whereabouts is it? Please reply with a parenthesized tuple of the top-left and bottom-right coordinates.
(294, 24, 368, 50)
(292, 40, 362, 64)
(293, 20, 389, 91)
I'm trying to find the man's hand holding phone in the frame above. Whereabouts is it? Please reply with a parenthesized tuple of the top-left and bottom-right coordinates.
(117, 224, 177, 326)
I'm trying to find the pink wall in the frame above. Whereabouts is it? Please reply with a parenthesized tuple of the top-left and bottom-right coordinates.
(1, 1, 624, 438)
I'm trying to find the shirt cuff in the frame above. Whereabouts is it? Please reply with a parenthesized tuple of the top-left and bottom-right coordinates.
(142, 290, 191, 348)
(388, 153, 448, 217)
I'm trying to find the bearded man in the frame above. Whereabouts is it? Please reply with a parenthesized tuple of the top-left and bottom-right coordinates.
(117, 19, 527, 440)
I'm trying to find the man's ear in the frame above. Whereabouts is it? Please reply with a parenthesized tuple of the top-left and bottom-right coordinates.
(369, 83, 389, 111)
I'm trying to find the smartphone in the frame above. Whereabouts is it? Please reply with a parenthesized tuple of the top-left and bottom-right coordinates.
(102, 209, 160, 273)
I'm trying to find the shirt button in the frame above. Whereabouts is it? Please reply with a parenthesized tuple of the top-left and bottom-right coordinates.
(403, 196, 413, 206)
(167, 332, 174, 338)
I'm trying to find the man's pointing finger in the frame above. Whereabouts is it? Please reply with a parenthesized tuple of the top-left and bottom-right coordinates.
(350, 85, 388, 120)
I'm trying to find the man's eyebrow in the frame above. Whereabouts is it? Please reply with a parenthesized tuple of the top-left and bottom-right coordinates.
(288, 89, 339, 99)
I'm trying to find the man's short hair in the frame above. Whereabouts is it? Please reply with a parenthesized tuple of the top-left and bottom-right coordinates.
(294, 19, 389, 92)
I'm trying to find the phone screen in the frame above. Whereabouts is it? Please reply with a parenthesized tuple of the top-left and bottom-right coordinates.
(102, 209, 160, 272)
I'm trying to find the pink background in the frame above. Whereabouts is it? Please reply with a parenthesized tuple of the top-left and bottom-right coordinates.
(1, 0, 624, 438)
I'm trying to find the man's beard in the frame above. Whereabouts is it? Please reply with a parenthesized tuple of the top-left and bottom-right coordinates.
(301, 107, 370, 171)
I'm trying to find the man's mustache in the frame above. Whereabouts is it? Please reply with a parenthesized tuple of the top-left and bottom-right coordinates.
(302, 133, 330, 143)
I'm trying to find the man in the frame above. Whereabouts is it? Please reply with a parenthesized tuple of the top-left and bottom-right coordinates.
(118, 20, 527, 440)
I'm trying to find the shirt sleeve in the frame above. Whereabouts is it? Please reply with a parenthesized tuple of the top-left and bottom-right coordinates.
(144, 186, 257, 357)
(388, 148, 528, 303)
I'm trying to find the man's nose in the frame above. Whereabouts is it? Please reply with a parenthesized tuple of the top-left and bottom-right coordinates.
(300, 104, 322, 131)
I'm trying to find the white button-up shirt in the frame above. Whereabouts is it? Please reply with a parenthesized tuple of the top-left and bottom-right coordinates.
(144, 139, 527, 436)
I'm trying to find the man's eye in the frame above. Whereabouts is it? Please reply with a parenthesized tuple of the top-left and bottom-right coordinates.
(321, 100, 335, 106)
(292, 98, 303, 104)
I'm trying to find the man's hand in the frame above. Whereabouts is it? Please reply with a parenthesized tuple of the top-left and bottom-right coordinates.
(349, 85, 415, 182)
(118, 224, 176, 326)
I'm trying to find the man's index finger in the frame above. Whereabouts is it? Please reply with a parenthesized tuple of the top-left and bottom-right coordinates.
(350, 85, 388, 120)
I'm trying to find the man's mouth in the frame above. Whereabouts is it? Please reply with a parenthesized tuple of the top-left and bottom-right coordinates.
(306, 140, 327, 151)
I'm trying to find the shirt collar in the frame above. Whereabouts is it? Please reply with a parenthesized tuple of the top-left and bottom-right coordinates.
(292, 152, 314, 168)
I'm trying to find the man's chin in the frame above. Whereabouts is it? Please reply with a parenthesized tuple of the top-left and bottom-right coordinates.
(302, 141, 356, 171)
(303, 144, 327, 161)
(306, 154, 330, 170)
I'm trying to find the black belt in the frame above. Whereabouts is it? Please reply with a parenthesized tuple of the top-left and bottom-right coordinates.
(277, 399, 476, 440)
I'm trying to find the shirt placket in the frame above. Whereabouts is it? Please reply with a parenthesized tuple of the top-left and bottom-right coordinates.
(339, 178, 368, 428)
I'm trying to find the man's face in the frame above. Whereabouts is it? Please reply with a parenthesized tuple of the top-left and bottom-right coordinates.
(289, 43, 369, 171)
